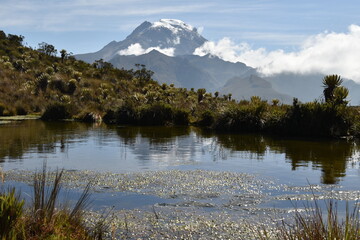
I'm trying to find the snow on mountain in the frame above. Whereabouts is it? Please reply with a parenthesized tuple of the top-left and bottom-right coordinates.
(75, 19, 207, 62)
(151, 19, 195, 34)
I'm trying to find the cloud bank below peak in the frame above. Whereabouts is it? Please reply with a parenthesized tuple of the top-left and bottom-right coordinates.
(194, 24, 360, 82)
(119, 43, 175, 56)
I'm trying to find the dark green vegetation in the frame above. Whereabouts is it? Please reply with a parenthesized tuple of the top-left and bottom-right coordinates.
(0, 166, 108, 239)
(1, 30, 359, 137)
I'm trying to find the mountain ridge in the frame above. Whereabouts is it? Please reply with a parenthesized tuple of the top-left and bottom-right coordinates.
(75, 19, 360, 104)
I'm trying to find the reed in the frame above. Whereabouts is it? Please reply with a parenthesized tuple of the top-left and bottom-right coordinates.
(259, 199, 360, 240)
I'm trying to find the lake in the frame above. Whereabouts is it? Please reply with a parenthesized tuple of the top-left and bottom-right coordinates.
(1, 120, 360, 217)
(1, 120, 359, 186)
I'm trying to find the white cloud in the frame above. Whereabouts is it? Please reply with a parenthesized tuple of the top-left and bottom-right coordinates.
(194, 25, 360, 82)
(119, 43, 175, 56)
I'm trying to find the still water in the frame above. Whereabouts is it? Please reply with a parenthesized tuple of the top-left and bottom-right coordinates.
(1, 120, 359, 189)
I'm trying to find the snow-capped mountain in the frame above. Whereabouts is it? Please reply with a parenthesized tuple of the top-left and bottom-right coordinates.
(75, 19, 360, 104)
(76, 19, 207, 63)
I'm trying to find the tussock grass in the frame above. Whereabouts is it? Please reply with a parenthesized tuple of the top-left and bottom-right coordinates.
(0, 164, 108, 240)
(258, 199, 360, 240)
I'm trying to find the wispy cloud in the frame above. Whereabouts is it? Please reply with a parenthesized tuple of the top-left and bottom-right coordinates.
(119, 43, 175, 56)
(194, 25, 360, 82)
(0, 0, 214, 31)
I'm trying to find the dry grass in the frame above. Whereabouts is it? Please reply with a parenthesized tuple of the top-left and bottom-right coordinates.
(258, 198, 360, 240)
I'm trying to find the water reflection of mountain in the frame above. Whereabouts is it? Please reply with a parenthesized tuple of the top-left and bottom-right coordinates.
(202, 130, 357, 184)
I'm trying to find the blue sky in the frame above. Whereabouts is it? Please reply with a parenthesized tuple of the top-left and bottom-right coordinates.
(1, 0, 360, 81)
(0, 0, 358, 53)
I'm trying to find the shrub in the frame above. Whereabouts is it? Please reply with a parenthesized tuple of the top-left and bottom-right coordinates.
(281, 101, 352, 137)
(15, 105, 28, 115)
(36, 73, 51, 92)
(49, 79, 67, 93)
(102, 109, 117, 124)
(173, 108, 190, 125)
(41, 103, 71, 120)
(80, 88, 94, 101)
(139, 103, 174, 125)
(0, 102, 5, 116)
(67, 79, 77, 95)
(115, 102, 138, 124)
(2, 108, 15, 116)
(198, 110, 215, 127)
(214, 103, 267, 132)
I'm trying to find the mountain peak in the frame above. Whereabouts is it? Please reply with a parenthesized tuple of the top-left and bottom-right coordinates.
(75, 19, 207, 61)
(119, 19, 207, 56)
(151, 19, 195, 34)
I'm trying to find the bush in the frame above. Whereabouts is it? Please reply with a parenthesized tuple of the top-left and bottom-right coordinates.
(173, 108, 190, 125)
(49, 79, 67, 93)
(214, 103, 267, 132)
(67, 79, 77, 95)
(41, 103, 71, 120)
(281, 101, 352, 137)
(139, 103, 174, 125)
(115, 103, 138, 124)
(197, 110, 215, 127)
(36, 73, 51, 92)
(0, 102, 5, 116)
(15, 105, 28, 115)
(102, 109, 117, 124)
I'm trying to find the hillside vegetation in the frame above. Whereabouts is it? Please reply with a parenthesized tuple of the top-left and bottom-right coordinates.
(0, 31, 359, 137)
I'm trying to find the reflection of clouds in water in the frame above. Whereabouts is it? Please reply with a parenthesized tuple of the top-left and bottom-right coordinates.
(347, 149, 360, 168)
(125, 133, 200, 167)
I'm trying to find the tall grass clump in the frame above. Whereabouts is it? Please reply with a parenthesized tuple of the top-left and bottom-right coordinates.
(0, 188, 24, 239)
(0, 164, 101, 239)
(214, 99, 268, 132)
(138, 103, 174, 125)
(41, 102, 71, 120)
(25, 165, 92, 239)
(259, 199, 360, 240)
(173, 108, 190, 125)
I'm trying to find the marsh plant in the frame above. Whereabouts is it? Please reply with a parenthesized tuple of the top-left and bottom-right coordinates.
(0, 188, 24, 239)
(258, 199, 360, 240)
(0, 165, 110, 239)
